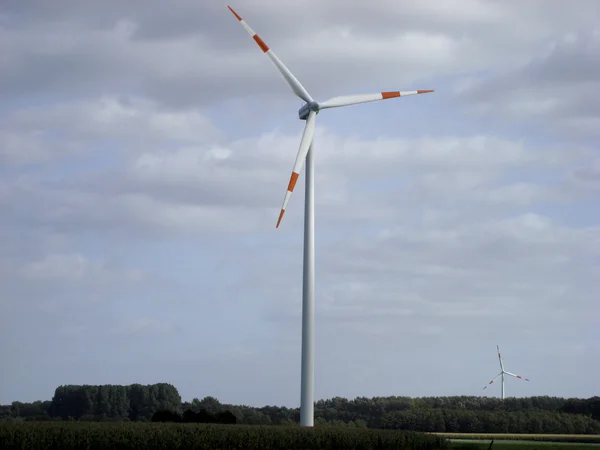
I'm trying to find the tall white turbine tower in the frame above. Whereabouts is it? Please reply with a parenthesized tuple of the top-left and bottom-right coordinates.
(227, 5, 434, 426)
(483, 345, 530, 400)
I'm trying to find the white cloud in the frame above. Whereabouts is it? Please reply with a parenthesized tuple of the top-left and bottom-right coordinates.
(0, 131, 49, 165)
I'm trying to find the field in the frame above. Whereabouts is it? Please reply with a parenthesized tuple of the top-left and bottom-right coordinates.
(433, 433, 600, 442)
(449, 442, 600, 450)
(0, 421, 448, 450)
(3, 422, 600, 449)
(433, 433, 600, 450)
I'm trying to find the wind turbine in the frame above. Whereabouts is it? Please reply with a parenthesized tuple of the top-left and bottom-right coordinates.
(227, 5, 434, 427)
(483, 345, 530, 400)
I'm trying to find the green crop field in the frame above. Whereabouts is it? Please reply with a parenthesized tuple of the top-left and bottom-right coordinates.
(0, 421, 449, 450)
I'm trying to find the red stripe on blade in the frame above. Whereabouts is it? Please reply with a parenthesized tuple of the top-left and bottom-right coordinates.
(287, 172, 299, 192)
(276, 209, 285, 228)
(227, 6, 243, 21)
(253, 35, 269, 52)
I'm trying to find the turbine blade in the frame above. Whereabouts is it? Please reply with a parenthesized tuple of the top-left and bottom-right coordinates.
(318, 90, 434, 109)
(227, 5, 313, 104)
(276, 110, 317, 228)
(497, 345, 505, 372)
(483, 372, 503, 390)
(504, 371, 530, 381)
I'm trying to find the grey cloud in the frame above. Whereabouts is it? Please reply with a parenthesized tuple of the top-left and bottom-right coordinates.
(460, 30, 600, 96)
(571, 158, 600, 190)
(0, 131, 52, 165)
(456, 30, 600, 139)
(2, 1, 599, 109)
(309, 213, 600, 327)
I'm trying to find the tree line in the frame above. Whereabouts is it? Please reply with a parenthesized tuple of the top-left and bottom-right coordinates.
(1, 383, 598, 434)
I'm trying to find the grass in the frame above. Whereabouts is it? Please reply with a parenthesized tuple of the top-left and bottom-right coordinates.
(435, 434, 600, 440)
(437, 433, 600, 450)
(450, 442, 599, 450)
(433, 433, 600, 442)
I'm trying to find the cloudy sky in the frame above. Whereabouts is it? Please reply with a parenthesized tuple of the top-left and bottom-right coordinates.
(1, 0, 599, 407)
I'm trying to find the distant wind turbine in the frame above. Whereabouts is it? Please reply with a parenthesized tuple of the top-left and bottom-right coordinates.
(483, 345, 530, 400)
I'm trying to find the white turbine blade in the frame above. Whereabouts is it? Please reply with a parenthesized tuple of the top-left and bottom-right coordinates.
(227, 5, 313, 104)
(483, 372, 503, 390)
(276, 110, 317, 228)
(505, 371, 530, 381)
(497, 345, 505, 372)
(317, 90, 434, 109)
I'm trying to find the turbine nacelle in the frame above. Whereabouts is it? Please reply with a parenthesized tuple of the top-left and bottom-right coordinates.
(298, 101, 320, 121)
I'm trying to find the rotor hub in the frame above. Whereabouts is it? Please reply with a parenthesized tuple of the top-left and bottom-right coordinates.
(298, 101, 320, 120)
